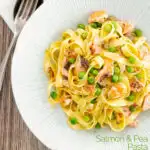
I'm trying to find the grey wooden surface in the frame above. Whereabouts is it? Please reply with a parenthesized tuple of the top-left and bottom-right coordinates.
(0, 17, 50, 150)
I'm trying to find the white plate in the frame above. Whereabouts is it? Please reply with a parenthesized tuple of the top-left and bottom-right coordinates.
(11, 0, 150, 150)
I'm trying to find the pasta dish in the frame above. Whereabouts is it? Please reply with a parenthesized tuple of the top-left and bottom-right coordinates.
(44, 10, 150, 131)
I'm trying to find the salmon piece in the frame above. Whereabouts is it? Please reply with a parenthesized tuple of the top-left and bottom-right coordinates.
(75, 56, 89, 75)
(87, 104, 94, 112)
(64, 99, 72, 106)
(80, 56, 89, 69)
(108, 84, 127, 99)
(125, 32, 135, 41)
(119, 21, 134, 34)
(67, 50, 77, 58)
(143, 94, 150, 111)
(97, 59, 113, 83)
(108, 86, 121, 99)
(143, 53, 150, 61)
(88, 10, 108, 23)
(87, 85, 95, 94)
(139, 46, 149, 59)
(90, 43, 101, 55)
(129, 120, 139, 128)
(62, 68, 69, 78)
(75, 59, 85, 74)
(116, 113, 123, 123)
(89, 36, 103, 55)
(130, 78, 144, 92)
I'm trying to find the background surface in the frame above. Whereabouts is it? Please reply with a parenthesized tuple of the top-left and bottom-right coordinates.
(0, 16, 50, 150)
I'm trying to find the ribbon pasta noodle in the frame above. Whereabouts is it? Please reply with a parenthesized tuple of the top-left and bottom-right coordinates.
(44, 10, 150, 131)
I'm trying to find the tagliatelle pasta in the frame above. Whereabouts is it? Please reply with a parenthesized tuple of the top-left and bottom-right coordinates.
(44, 10, 150, 131)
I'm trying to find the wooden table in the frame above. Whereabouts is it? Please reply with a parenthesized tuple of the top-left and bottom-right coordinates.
(0, 17, 50, 150)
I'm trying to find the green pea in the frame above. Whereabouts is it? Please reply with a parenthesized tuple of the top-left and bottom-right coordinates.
(90, 68, 94, 73)
(92, 69, 99, 76)
(90, 22, 102, 29)
(77, 24, 85, 30)
(84, 116, 90, 122)
(95, 88, 102, 96)
(68, 58, 76, 64)
(112, 21, 117, 29)
(127, 93, 135, 101)
(81, 32, 88, 40)
(91, 98, 97, 104)
(95, 123, 101, 129)
(104, 24, 112, 32)
(50, 91, 57, 99)
(78, 71, 86, 79)
(114, 67, 120, 74)
(128, 56, 136, 64)
(134, 29, 143, 37)
(118, 75, 123, 82)
(108, 46, 117, 52)
(70, 117, 78, 125)
(126, 66, 134, 73)
(136, 74, 142, 80)
(112, 74, 119, 83)
(95, 22, 102, 28)
(88, 77, 95, 84)
(129, 105, 136, 112)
